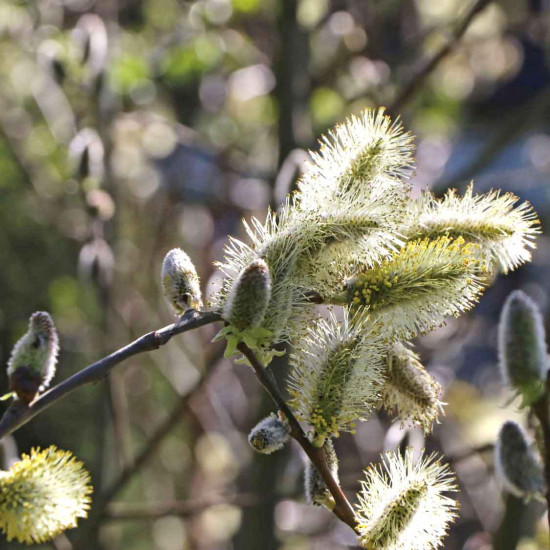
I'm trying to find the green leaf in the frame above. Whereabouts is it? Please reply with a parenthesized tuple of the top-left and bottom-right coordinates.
(224, 335, 239, 358)
(212, 326, 233, 342)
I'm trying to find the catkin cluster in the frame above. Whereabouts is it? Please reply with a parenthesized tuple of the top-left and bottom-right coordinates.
(159, 107, 539, 549)
(4, 107, 540, 548)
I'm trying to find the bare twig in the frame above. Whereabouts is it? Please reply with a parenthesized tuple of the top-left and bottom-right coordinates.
(531, 375, 550, 541)
(50, 534, 73, 550)
(388, 0, 492, 115)
(96, 354, 220, 507)
(448, 442, 494, 465)
(108, 372, 134, 470)
(236, 342, 358, 532)
(0, 310, 221, 441)
(432, 87, 550, 194)
(104, 494, 260, 520)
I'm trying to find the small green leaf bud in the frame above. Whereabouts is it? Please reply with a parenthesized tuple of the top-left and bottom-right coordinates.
(248, 412, 290, 454)
(223, 259, 271, 331)
(7, 312, 59, 404)
(304, 439, 339, 509)
(498, 290, 548, 406)
(161, 248, 203, 314)
(495, 421, 545, 500)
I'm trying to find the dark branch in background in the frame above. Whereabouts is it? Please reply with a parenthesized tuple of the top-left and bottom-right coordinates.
(448, 442, 494, 465)
(388, 0, 492, 116)
(432, 87, 550, 194)
(0, 310, 221, 441)
(50, 533, 73, 550)
(531, 374, 550, 539)
(95, 353, 220, 509)
(236, 342, 358, 532)
(104, 494, 261, 521)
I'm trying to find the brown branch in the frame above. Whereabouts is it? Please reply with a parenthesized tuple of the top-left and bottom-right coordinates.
(531, 375, 550, 541)
(104, 494, 260, 520)
(236, 342, 358, 533)
(448, 442, 494, 465)
(96, 354, 219, 507)
(0, 310, 221, 441)
(388, 0, 492, 115)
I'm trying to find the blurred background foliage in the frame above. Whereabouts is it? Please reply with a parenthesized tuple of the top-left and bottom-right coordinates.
(1, 0, 550, 549)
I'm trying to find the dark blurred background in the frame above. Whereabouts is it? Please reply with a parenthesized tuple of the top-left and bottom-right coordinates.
(1, 0, 550, 548)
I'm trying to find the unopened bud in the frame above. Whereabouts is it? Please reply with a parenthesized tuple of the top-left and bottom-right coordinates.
(7, 312, 59, 404)
(74, 14, 108, 81)
(498, 290, 548, 406)
(305, 439, 339, 509)
(161, 248, 203, 314)
(68, 128, 104, 182)
(495, 421, 545, 500)
(223, 259, 271, 331)
(248, 413, 290, 455)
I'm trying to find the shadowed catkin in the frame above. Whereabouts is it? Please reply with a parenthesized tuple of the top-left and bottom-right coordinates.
(288, 311, 384, 446)
(379, 343, 444, 433)
(7, 312, 59, 404)
(0, 446, 92, 544)
(494, 421, 545, 500)
(408, 184, 540, 274)
(248, 413, 290, 454)
(223, 259, 272, 330)
(161, 248, 203, 313)
(334, 236, 488, 339)
(305, 439, 339, 509)
(498, 290, 548, 406)
(355, 448, 458, 550)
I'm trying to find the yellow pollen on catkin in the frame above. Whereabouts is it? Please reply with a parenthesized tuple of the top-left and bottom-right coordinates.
(0, 447, 92, 544)
(340, 235, 488, 339)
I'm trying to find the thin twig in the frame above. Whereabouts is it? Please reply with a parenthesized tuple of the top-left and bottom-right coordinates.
(388, 0, 492, 115)
(448, 442, 494, 465)
(96, 354, 220, 507)
(104, 494, 260, 520)
(531, 375, 550, 541)
(236, 342, 358, 532)
(0, 310, 221, 441)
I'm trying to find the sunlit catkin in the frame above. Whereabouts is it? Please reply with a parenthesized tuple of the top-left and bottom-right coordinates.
(161, 248, 203, 314)
(495, 421, 545, 500)
(408, 184, 540, 274)
(212, 108, 417, 346)
(288, 311, 384, 445)
(379, 343, 444, 433)
(305, 439, 339, 509)
(297, 107, 414, 212)
(248, 413, 290, 455)
(498, 290, 548, 406)
(355, 448, 458, 550)
(0, 446, 92, 544)
(334, 236, 488, 340)
(7, 312, 59, 404)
